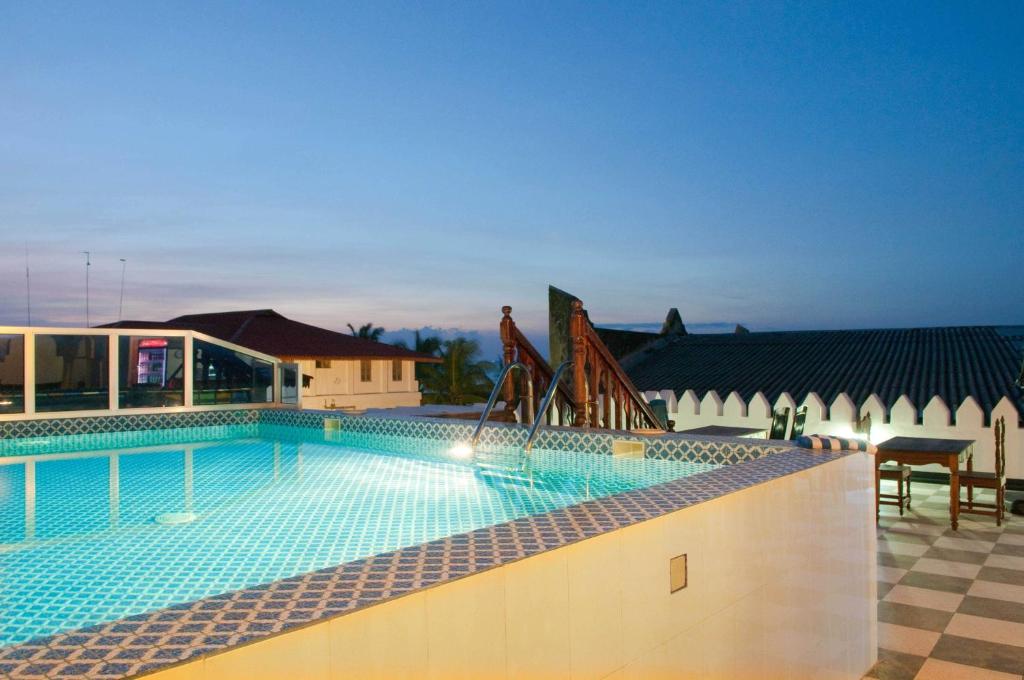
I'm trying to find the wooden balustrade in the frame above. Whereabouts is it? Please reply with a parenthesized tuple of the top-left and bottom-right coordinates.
(500, 306, 577, 426)
(498, 301, 665, 432)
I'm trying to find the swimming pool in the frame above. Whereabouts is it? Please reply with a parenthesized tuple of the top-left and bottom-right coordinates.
(0, 423, 716, 647)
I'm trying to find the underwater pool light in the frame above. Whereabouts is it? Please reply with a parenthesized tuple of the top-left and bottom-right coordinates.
(449, 443, 473, 459)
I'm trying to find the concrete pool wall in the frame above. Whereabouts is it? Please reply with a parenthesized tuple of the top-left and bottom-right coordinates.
(142, 449, 876, 680)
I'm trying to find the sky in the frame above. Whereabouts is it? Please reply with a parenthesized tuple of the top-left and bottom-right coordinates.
(2, 1, 1022, 339)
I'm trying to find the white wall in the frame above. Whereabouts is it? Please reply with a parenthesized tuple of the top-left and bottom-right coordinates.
(146, 451, 876, 680)
(644, 388, 1024, 480)
(298, 359, 421, 410)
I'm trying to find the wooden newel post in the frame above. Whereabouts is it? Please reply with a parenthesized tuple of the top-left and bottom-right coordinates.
(570, 300, 589, 427)
(500, 306, 518, 420)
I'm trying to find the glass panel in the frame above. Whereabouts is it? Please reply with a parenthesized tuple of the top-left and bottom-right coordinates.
(280, 364, 298, 405)
(0, 335, 25, 414)
(360, 359, 371, 382)
(192, 339, 274, 405)
(118, 336, 186, 408)
(35, 335, 109, 412)
(392, 359, 402, 381)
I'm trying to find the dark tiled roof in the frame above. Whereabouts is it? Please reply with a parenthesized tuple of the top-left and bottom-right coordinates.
(593, 327, 661, 359)
(620, 326, 1024, 420)
(103, 310, 439, 362)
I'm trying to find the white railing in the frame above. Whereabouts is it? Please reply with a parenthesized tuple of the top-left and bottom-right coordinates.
(0, 325, 292, 422)
(638, 388, 1023, 480)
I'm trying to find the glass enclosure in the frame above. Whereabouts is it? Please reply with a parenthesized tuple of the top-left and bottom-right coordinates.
(0, 335, 25, 414)
(35, 335, 109, 412)
(118, 336, 186, 408)
(193, 339, 274, 405)
(0, 329, 283, 416)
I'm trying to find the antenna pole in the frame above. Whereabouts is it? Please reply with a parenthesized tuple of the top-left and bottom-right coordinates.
(118, 258, 127, 321)
(25, 243, 31, 326)
(82, 251, 91, 327)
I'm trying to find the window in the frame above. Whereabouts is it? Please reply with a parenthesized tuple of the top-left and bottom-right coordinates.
(118, 336, 185, 408)
(192, 339, 274, 405)
(360, 359, 372, 382)
(35, 335, 109, 412)
(391, 359, 402, 381)
(0, 335, 25, 414)
(315, 359, 332, 369)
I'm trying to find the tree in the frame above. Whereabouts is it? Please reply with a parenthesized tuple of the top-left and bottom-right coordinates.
(347, 323, 385, 341)
(393, 330, 442, 382)
(418, 337, 495, 405)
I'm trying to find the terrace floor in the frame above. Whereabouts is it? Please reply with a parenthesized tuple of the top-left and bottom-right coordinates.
(866, 480, 1024, 680)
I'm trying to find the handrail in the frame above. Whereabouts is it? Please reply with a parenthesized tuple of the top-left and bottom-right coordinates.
(581, 322, 664, 430)
(500, 306, 576, 425)
(470, 361, 534, 449)
(524, 361, 573, 453)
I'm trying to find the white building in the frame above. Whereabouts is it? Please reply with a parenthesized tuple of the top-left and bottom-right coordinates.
(105, 310, 439, 410)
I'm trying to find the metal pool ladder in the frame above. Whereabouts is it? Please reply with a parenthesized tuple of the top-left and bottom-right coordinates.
(469, 361, 534, 450)
(523, 361, 573, 453)
(470, 360, 573, 455)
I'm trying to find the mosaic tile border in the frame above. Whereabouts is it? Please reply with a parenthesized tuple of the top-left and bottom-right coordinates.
(0, 410, 260, 440)
(0, 429, 856, 680)
(261, 408, 791, 466)
(1, 408, 789, 469)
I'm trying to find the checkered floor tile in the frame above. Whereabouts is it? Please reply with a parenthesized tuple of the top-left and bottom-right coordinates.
(866, 481, 1024, 680)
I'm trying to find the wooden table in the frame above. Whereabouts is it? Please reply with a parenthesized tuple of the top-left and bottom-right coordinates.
(678, 425, 768, 438)
(875, 436, 975, 530)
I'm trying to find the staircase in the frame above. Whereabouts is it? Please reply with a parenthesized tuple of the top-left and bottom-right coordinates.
(498, 300, 665, 432)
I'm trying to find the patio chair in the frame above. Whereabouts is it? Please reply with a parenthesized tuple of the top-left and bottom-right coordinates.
(867, 413, 912, 515)
(790, 406, 808, 439)
(768, 407, 790, 440)
(958, 416, 1006, 525)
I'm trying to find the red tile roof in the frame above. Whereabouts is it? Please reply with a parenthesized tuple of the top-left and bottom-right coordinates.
(103, 310, 440, 362)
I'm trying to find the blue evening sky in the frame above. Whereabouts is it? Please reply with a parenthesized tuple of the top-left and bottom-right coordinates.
(1, 2, 1021, 337)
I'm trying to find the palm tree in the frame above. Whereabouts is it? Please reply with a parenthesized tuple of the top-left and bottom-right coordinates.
(347, 323, 385, 341)
(419, 337, 495, 405)
(393, 330, 443, 381)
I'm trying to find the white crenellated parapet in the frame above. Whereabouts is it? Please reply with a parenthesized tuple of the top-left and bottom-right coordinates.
(802, 392, 828, 432)
(701, 390, 724, 417)
(829, 393, 856, 431)
(748, 392, 773, 421)
(956, 396, 984, 430)
(860, 394, 887, 425)
(923, 395, 951, 429)
(659, 389, 678, 412)
(774, 392, 797, 418)
(678, 390, 700, 417)
(891, 395, 917, 426)
(723, 391, 747, 419)
(663, 385, 1023, 480)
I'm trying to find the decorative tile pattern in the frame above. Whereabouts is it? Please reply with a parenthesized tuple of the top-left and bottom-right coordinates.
(260, 408, 792, 465)
(866, 481, 1024, 680)
(0, 410, 260, 440)
(2, 407, 790, 467)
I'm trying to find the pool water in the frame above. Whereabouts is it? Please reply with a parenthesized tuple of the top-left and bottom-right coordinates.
(0, 425, 716, 647)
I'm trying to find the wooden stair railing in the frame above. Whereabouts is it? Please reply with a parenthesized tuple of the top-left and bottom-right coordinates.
(498, 301, 665, 432)
(570, 299, 665, 431)
(500, 306, 577, 426)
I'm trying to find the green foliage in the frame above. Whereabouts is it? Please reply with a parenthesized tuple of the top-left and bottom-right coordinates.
(347, 322, 385, 341)
(417, 337, 495, 405)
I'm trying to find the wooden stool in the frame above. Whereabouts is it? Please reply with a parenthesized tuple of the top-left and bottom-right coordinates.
(879, 464, 912, 515)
